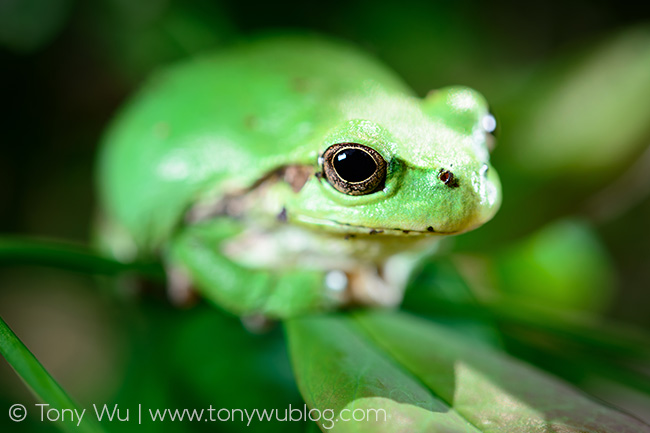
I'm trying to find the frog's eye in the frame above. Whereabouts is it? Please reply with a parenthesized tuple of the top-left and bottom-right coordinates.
(322, 143, 387, 195)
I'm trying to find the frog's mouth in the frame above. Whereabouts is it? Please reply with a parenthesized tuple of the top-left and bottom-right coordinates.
(292, 214, 457, 236)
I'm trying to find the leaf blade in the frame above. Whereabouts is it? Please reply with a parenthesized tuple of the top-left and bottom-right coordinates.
(355, 310, 650, 433)
(285, 313, 483, 432)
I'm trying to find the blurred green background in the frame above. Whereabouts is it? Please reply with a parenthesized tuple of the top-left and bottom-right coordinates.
(2, 0, 650, 431)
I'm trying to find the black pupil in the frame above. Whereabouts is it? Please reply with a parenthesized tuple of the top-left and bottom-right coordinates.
(334, 148, 377, 183)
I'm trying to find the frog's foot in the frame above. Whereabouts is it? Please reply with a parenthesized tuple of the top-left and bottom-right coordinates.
(346, 266, 404, 308)
(166, 264, 199, 307)
(241, 314, 277, 334)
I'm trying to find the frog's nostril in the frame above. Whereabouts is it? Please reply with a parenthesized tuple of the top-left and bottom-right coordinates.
(438, 169, 459, 188)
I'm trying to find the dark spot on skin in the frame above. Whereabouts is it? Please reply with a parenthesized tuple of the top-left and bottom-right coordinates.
(402, 230, 410, 234)
(277, 207, 287, 223)
(344, 234, 356, 240)
(283, 165, 313, 193)
(427, 226, 435, 232)
(438, 169, 459, 188)
(369, 229, 384, 235)
(315, 172, 322, 180)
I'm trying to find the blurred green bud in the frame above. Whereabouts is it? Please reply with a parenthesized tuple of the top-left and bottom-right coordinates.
(493, 219, 615, 313)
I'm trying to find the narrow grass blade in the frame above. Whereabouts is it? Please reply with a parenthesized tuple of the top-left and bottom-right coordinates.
(0, 237, 164, 280)
(0, 316, 108, 433)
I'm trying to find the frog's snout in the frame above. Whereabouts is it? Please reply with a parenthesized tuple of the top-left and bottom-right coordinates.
(404, 165, 501, 235)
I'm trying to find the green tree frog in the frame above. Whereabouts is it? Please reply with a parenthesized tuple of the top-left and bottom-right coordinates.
(97, 35, 501, 319)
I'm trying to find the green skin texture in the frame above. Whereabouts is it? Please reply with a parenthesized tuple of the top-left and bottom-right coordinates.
(98, 36, 501, 318)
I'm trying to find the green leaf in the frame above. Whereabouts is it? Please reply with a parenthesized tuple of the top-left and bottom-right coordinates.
(502, 26, 650, 179)
(285, 313, 482, 432)
(355, 310, 650, 433)
(404, 257, 650, 361)
(495, 324, 650, 397)
(404, 257, 650, 394)
(0, 316, 107, 433)
(404, 286, 650, 396)
(287, 309, 650, 432)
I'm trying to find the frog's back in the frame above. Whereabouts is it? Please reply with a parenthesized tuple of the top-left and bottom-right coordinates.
(98, 35, 412, 250)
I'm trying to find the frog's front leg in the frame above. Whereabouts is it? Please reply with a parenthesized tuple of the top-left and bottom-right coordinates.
(346, 249, 430, 308)
(166, 218, 345, 319)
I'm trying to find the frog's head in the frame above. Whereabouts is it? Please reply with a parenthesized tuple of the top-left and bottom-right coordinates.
(287, 86, 501, 237)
